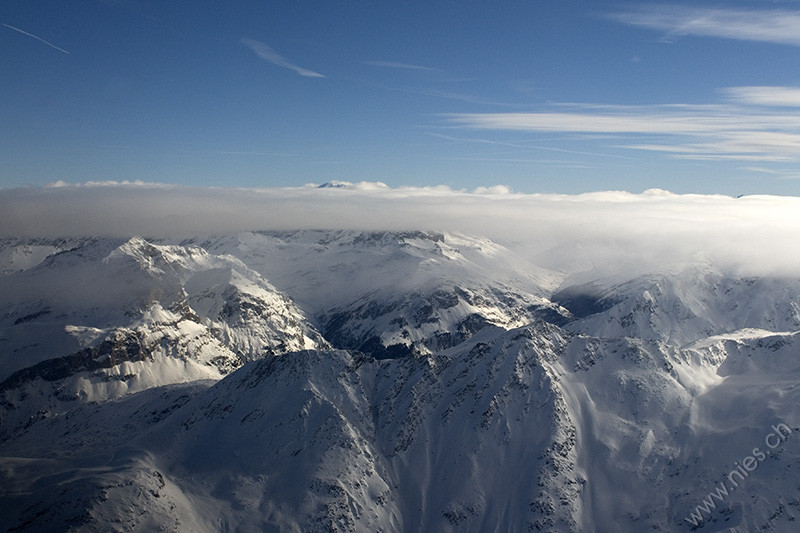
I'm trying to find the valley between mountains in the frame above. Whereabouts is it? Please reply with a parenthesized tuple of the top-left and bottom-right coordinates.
(2, 231, 799, 532)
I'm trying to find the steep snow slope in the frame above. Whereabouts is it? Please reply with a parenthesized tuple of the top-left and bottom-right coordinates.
(194, 231, 569, 358)
(3, 325, 799, 531)
(554, 262, 800, 345)
(1, 326, 582, 532)
(0, 237, 327, 394)
(0, 237, 94, 276)
(0, 379, 215, 532)
(191, 231, 563, 309)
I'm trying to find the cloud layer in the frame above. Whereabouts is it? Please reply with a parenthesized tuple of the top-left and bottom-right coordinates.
(2, 182, 799, 277)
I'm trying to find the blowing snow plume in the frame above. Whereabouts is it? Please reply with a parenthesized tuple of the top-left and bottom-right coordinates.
(1, 182, 799, 276)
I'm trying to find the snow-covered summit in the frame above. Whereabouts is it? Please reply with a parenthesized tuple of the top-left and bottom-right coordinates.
(190, 230, 568, 358)
(0, 236, 327, 389)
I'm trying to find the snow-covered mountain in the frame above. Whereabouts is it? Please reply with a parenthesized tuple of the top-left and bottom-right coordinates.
(190, 231, 568, 358)
(1, 231, 800, 532)
(553, 262, 800, 345)
(0, 236, 327, 394)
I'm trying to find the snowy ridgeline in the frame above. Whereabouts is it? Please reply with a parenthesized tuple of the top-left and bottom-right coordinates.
(1, 231, 800, 532)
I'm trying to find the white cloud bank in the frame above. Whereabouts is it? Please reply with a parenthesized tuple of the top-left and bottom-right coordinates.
(2, 182, 799, 277)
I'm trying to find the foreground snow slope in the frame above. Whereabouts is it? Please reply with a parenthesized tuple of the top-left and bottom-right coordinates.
(2, 231, 800, 531)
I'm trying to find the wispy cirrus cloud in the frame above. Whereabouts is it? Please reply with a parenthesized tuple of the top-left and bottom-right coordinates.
(3, 23, 69, 54)
(445, 91, 800, 163)
(240, 38, 324, 78)
(722, 86, 800, 107)
(628, 130, 800, 162)
(607, 5, 800, 46)
(447, 106, 751, 134)
(741, 166, 800, 181)
(363, 60, 437, 71)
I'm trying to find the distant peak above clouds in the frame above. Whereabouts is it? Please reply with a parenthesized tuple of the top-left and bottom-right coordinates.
(314, 180, 390, 190)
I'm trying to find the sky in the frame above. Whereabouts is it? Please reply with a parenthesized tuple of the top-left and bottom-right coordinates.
(3, 1, 800, 195)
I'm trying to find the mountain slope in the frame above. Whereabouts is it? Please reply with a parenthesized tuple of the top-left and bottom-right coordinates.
(4, 324, 800, 531)
(194, 230, 569, 358)
(1, 325, 584, 532)
(0, 236, 328, 396)
(2, 231, 800, 532)
(554, 262, 800, 345)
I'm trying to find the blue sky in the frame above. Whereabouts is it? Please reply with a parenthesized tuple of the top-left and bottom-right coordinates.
(4, 1, 800, 195)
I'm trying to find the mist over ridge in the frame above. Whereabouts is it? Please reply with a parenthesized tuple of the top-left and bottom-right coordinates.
(2, 181, 799, 277)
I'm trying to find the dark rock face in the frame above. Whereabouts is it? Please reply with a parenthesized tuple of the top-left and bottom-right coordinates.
(0, 330, 146, 392)
(551, 283, 616, 319)
(321, 283, 569, 360)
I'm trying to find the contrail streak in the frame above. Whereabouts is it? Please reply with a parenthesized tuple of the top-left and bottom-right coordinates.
(240, 38, 324, 78)
(3, 23, 70, 54)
